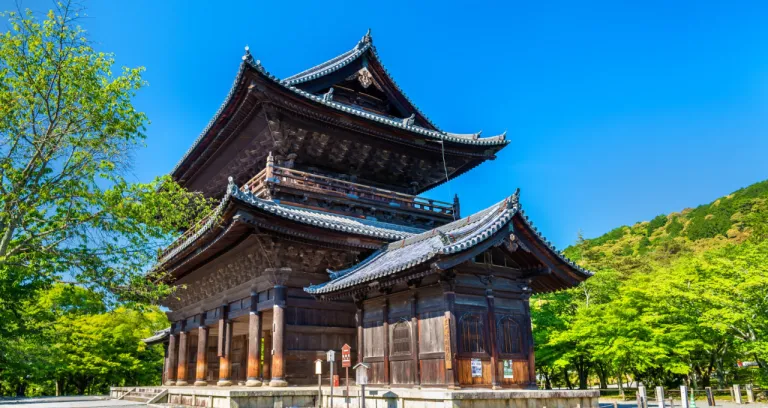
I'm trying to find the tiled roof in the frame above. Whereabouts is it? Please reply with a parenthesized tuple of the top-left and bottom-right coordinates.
(305, 190, 594, 295)
(172, 32, 509, 178)
(142, 328, 170, 345)
(283, 29, 442, 132)
(305, 191, 520, 294)
(159, 178, 424, 266)
(228, 179, 424, 240)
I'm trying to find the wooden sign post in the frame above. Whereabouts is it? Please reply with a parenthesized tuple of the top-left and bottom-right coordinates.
(315, 359, 323, 408)
(341, 344, 352, 408)
(354, 363, 369, 408)
(327, 350, 336, 408)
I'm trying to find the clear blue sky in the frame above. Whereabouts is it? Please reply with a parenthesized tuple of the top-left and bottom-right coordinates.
(17, 0, 768, 248)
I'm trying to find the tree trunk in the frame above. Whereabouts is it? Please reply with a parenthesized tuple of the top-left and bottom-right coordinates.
(545, 371, 552, 390)
(617, 370, 625, 399)
(563, 367, 573, 389)
(596, 363, 609, 389)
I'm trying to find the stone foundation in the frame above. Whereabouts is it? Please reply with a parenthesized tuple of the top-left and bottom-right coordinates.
(110, 386, 599, 408)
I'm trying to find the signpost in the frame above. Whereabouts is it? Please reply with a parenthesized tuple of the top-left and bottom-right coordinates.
(327, 350, 336, 408)
(315, 359, 323, 408)
(341, 344, 351, 408)
(353, 363, 369, 408)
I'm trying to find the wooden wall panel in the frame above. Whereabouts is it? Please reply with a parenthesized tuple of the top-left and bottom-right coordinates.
(498, 360, 530, 385)
(419, 359, 445, 385)
(390, 360, 415, 385)
(286, 307, 355, 327)
(368, 361, 386, 384)
(418, 311, 444, 353)
(457, 358, 492, 386)
(364, 323, 385, 357)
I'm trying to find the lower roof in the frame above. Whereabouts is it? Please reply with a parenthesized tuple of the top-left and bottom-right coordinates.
(305, 190, 593, 296)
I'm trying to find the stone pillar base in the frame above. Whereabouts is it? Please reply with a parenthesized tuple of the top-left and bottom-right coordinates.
(269, 379, 288, 387)
(245, 379, 263, 387)
(217, 380, 232, 387)
(193, 380, 208, 386)
(164, 381, 176, 386)
(175, 380, 189, 386)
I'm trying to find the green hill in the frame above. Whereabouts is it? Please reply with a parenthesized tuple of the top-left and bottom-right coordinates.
(563, 179, 768, 273)
(533, 179, 768, 392)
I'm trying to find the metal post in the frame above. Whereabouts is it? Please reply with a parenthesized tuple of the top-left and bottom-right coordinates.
(705, 387, 715, 407)
(318, 373, 322, 408)
(346, 367, 350, 408)
(330, 358, 334, 408)
(360, 384, 365, 408)
(657, 386, 666, 408)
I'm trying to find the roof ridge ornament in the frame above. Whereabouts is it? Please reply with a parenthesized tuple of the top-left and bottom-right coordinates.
(507, 188, 520, 209)
(242, 45, 265, 73)
(322, 87, 334, 102)
(402, 113, 415, 127)
(357, 28, 372, 49)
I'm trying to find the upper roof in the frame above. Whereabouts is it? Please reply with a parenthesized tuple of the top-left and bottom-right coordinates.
(283, 29, 441, 131)
(305, 190, 593, 296)
(170, 31, 509, 184)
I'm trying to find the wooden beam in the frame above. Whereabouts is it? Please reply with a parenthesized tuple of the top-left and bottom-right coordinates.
(246, 291, 262, 387)
(194, 313, 209, 386)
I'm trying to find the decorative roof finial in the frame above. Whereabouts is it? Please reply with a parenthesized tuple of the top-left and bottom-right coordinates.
(402, 113, 415, 127)
(357, 28, 372, 49)
(500, 130, 507, 141)
(508, 188, 520, 208)
(323, 87, 334, 102)
(267, 151, 274, 166)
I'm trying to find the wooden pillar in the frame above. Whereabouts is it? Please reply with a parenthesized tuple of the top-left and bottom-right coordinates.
(246, 291, 262, 387)
(194, 314, 209, 386)
(383, 296, 390, 385)
(176, 322, 189, 386)
(269, 285, 288, 387)
(410, 290, 420, 386)
(165, 330, 178, 385)
(486, 288, 501, 389)
(523, 296, 536, 387)
(217, 305, 232, 386)
(442, 278, 460, 389)
(355, 302, 364, 365)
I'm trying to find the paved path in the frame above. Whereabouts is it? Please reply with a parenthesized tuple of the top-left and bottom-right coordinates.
(0, 396, 143, 408)
(599, 400, 768, 408)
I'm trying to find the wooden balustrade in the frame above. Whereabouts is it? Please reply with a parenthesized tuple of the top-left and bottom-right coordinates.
(241, 165, 456, 216)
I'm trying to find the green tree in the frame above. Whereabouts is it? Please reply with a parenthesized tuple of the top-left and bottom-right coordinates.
(0, 2, 210, 394)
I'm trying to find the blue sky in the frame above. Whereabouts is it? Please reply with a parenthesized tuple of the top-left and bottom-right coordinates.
(17, 0, 768, 248)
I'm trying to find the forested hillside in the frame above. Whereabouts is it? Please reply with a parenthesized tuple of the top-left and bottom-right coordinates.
(532, 180, 768, 392)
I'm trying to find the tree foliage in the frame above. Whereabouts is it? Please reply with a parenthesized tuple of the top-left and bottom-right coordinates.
(535, 180, 768, 390)
(0, 2, 212, 395)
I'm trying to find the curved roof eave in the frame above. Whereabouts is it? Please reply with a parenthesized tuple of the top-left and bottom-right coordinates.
(283, 29, 442, 132)
(304, 189, 593, 296)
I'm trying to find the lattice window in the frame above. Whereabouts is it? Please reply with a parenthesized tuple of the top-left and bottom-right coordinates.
(499, 317, 522, 354)
(459, 314, 485, 354)
(391, 321, 411, 355)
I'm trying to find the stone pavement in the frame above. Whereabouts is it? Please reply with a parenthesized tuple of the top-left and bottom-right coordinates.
(0, 396, 144, 408)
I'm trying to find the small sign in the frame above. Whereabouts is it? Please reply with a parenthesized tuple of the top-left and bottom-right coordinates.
(315, 359, 323, 375)
(354, 362, 369, 385)
(503, 360, 514, 378)
(341, 343, 352, 368)
(471, 358, 482, 377)
(327, 349, 336, 362)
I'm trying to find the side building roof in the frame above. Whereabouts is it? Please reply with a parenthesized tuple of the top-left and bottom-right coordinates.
(305, 190, 592, 297)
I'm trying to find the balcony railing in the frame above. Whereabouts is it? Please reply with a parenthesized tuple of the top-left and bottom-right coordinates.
(241, 165, 457, 218)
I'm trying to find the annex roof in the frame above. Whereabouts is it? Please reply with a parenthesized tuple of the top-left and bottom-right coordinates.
(304, 190, 592, 296)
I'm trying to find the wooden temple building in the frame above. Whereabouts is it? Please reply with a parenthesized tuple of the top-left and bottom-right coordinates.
(147, 30, 592, 390)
